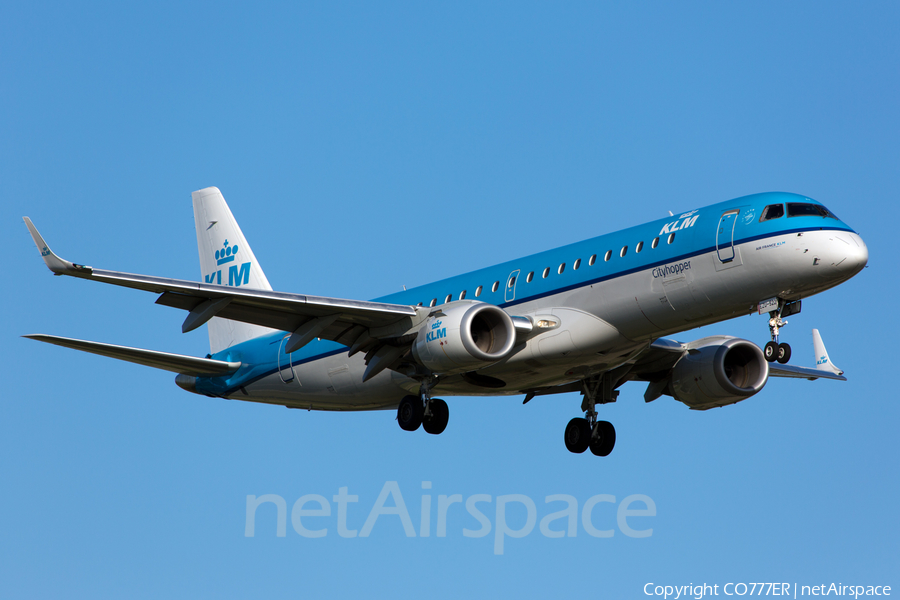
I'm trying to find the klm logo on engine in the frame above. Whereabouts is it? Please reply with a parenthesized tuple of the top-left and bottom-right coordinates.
(205, 239, 251, 287)
(426, 320, 446, 342)
(659, 211, 699, 236)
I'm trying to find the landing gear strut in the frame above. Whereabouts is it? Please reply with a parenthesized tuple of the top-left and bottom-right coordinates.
(397, 378, 449, 435)
(565, 374, 618, 457)
(765, 299, 794, 364)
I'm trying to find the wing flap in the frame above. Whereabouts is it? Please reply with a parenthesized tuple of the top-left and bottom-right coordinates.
(24, 334, 241, 376)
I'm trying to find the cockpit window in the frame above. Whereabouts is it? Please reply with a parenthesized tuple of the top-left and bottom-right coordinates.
(759, 204, 785, 222)
(787, 202, 838, 220)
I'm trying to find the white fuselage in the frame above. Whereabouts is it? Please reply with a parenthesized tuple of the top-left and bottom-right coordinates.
(232, 229, 867, 410)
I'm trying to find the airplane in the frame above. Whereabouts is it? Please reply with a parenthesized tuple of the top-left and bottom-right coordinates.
(22, 188, 868, 456)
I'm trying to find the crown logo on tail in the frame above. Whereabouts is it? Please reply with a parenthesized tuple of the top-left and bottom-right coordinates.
(215, 240, 239, 266)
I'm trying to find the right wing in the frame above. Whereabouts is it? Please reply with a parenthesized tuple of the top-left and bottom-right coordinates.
(521, 331, 847, 405)
(767, 363, 846, 381)
(768, 329, 845, 380)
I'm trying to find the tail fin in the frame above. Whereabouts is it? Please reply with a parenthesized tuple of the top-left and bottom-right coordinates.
(812, 329, 843, 375)
(192, 187, 277, 353)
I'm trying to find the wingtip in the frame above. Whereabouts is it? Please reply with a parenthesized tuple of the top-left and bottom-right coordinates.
(812, 328, 843, 376)
(23, 334, 51, 342)
(22, 218, 92, 276)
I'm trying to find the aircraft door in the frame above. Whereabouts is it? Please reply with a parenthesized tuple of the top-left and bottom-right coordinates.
(716, 209, 739, 263)
(277, 334, 295, 383)
(505, 270, 520, 302)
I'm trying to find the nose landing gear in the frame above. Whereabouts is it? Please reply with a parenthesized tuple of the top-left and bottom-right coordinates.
(764, 340, 791, 364)
(764, 299, 800, 364)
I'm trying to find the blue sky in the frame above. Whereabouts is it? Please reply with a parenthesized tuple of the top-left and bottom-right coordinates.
(2, 2, 898, 597)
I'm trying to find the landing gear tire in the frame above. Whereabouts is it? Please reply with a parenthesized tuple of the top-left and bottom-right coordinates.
(776, 343, 792, 364)
(423, 399, 449, 435)
(589, 421, 616, 457)
(397, 395, 424, 431)
(564, 418, 591, 454)
(764, 341, 779, 362)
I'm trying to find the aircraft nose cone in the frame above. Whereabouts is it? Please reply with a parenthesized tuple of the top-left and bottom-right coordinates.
(827, 232, 868, 278)
(838, 232, 868, 275)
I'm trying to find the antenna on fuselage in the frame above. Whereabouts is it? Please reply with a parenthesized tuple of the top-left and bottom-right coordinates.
(668, 211, 674, 216)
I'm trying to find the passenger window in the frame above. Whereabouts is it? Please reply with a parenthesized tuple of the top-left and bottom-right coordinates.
(651, 237, 659, 249)
(760, 204, 785, 222)
(444, 294, 452, 304)
(491, 281, 499, 293)
(429, 298, 436, 307)
(558, 263, 565, 274)
(508, 275, 517, 287)
(636, 241, 643, 253)
(620, 246, 627, 257)
(589, 254, 597, 266)
(667, 233, 675, 244)
(542, 267, 550, 278)
(475, 285, 483, 297)
(526, 271, 534, 283)
(604, 250, 612, 262)
(573, 258, 581, 270)
(416, 302, 423, 307)
(459, 290, 466, 300)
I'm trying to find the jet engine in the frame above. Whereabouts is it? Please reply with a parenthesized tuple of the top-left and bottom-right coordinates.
(670, 336, 769, 410)
(411, 302, 517, 374)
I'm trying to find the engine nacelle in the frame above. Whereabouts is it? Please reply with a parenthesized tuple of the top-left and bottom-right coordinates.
(411, 301, 517, 375)
(670, 336, 769, 410)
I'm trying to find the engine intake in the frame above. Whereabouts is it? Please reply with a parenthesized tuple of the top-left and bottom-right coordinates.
(411, 302, 516, 374)
(670, 336, 769, 410)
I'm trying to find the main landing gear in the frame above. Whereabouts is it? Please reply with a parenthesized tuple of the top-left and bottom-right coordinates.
(397, 379, 449, 435)
(565, 374, 618, 457)
(763, 299, 799, 364)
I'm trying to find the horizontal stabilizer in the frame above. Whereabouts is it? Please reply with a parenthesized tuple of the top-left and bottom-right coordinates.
(23, 334, 241, 377)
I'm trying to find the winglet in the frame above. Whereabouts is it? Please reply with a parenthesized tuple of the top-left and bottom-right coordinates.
(22, 217, 92, 275)
(812, 329, 843, 375)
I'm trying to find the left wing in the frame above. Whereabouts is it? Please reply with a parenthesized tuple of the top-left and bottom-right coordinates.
(24, 218, 426, 366)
